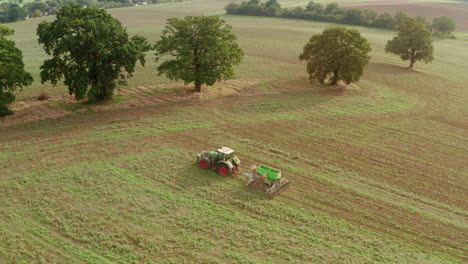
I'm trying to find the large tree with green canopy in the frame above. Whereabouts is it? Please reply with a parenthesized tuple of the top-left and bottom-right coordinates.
(385, 17, 434, 69)
(0, 25, 33, 116)
(432, 16, 456, 38)
(299, 27, 371, 85)
(37, 4, 152, 102)
(154, 16, 244, 93)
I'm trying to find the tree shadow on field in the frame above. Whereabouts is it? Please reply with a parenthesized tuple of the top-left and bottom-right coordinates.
(178, 163, 270, 200)
(368, 62, 423, 76)
(271, 76, 362, 97)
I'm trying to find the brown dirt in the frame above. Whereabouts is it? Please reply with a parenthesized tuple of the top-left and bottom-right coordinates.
(3, 95, 72, 127)
(0, 79, 271, 128)
(0, 78, 362, 128)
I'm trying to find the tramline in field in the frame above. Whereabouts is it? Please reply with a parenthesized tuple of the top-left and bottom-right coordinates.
(197, 147, 291, 198)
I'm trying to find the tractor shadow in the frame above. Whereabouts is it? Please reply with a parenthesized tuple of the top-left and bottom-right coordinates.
(180, 163, 226, 186)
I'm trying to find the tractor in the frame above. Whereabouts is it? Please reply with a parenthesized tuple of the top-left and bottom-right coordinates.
(197, 147, 291, 197)
(197, 147, 241, 176)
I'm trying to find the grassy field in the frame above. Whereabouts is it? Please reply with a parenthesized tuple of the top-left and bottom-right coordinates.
(1, 0, 467, 263)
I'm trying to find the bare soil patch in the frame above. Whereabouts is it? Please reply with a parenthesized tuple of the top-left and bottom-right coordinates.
(0, 78, 362, 128)
(0, 79, 269, 128)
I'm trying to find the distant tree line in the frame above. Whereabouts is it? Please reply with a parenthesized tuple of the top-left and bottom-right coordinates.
(225, 0, 457, 37)
(0, 0, 181, 23)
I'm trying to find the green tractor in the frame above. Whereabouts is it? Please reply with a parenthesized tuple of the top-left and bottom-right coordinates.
(197, 147, 241, 176)
(196, 147, 291, 197)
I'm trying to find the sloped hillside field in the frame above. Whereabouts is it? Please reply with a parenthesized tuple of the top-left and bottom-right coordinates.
(1, 0, 467, 263)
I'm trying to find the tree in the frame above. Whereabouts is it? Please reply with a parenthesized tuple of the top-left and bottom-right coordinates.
(25, 1, 49, 13)
(37, 5, 151, 102)
(31, 9, 42, 17)
(394, 11, 407, 26)
(154, 16, 244, 93)
(265, 0, 279, 8)
(0, 25, 33, 116)
(299, 27, 371, 85)
(432, 16, 456, 38)
(324, 3, 338, 14)
(362, 9, 377, 26)
(373, 12, 396, 29)
(415, 16, 432, 31)
(264, 0, 281, 16)
(6, 4, 28, 22)
(225, 2, 239, 14)
(305, 1, 323, 13)
(344, 9, 364, 26)
(385, 17, 434, 68)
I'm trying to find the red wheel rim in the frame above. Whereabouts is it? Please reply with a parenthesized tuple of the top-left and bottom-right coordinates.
(199, 160, 209, 169)
(219, 166, 228, 175)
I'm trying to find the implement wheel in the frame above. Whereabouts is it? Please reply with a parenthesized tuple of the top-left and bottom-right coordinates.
(217, 164, 231, 177)
(199, 158, 210, 169)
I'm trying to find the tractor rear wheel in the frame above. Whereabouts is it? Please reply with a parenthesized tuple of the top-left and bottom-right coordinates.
(199, 158, 210, 169)
(217, 164, 231, 177)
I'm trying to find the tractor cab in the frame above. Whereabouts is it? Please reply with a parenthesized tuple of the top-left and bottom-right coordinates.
(217, 147, 235, 160)
(218, 147, 240, 166)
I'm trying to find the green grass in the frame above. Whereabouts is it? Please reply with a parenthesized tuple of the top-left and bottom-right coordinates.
(1, 1, 467, 263)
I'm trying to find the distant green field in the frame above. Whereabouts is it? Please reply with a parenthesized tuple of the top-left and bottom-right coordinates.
(1, 0, 467, 263)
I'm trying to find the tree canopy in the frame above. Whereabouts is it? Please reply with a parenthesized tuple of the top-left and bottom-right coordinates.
(432, 16, 456, 38)
(385, 17, 434, 68)
(154, 16, 244, 92)
(1, 4, 28, 22)
(225, 1, 419, 31)
(0, 25, 33, 116)
(299, 27, 371, 85)
(37, 4, 152, 102)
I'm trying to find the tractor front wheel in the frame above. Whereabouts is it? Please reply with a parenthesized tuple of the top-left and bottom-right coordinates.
(217, 164, 231, 177)
(199, 158, 210, 169)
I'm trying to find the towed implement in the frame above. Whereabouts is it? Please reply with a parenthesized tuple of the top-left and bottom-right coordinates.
(196, 147, 291, 198)
(244, 164, 291, 198)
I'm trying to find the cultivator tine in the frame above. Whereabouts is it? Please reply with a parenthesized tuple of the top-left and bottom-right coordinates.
(266, 178, 291, 198)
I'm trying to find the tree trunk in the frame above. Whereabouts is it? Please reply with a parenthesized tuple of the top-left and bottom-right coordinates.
(409, 49, 416, 69)
(194, 79, 201, 93)
(331, 69, 340, 85)
(194, 56, 202, 92)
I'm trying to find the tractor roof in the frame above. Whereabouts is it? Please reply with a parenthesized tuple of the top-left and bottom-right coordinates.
(218, 147, 235, 155)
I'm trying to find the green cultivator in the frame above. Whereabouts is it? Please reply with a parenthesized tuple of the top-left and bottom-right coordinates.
(196, 147, 291, 198)
(246, 164, 291, 198)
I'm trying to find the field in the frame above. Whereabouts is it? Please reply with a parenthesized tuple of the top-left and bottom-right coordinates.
(342, 0, 468, 31)
(1, 0, 467, 263)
